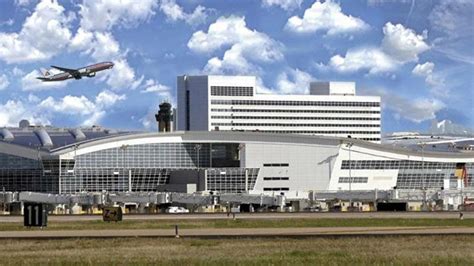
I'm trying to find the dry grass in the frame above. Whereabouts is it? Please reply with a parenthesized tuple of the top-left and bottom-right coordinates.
(1, 235, 474, 265)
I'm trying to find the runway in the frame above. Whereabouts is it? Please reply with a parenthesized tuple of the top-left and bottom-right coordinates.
(0, 226, 473, 239)
(0, 211, 471, 222)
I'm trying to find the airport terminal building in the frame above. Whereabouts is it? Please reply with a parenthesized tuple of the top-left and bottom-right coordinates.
(177, 75, 381, 142)
(1, 128, 472, 197)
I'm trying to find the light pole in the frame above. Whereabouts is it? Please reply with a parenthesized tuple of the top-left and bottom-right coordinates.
(346, 142, 354, 208)
(420, 143, 427, 211)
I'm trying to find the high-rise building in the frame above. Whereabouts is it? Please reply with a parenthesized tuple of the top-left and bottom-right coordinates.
(177, 75, 381, 142)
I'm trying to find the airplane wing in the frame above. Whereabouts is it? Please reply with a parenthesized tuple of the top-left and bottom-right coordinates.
(51, 65, 80, 75)
(36, 77, 50, 81)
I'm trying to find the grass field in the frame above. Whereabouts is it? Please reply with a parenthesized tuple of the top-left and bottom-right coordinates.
(0, 217, 472, 231)
(0, 218, 474, 231)
(3, 235, 474, 265)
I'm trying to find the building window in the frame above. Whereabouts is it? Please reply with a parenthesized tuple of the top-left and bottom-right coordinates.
(263, 187, 289, 191)
(210, 86, 253, 97)
(338, 177, 368, 183)
(263, 163, 289, 167)
(263, 177, 289, 180)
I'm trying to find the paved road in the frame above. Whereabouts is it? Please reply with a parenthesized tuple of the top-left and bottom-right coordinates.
(0, 226, 473, 239)
(0, 212, 471, 222)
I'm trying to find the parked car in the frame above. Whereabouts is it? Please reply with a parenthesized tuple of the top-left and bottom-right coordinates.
(165, 206, 189, 214)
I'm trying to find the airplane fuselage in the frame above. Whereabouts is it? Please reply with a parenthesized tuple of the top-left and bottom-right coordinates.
(37, 61, 114, 82)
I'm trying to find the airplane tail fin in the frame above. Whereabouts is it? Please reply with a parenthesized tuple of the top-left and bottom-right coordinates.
(39, 68, 51, 77)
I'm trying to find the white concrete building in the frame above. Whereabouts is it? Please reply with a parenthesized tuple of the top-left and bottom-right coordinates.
(177, 75, 381, 142)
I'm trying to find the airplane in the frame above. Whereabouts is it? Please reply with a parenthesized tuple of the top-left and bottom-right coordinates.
(36, 61, 114, 82)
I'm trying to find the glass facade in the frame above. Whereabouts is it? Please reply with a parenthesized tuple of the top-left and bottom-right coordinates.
(341, 160, 474, 189)
(207, 168, 259, 193)
(0, 153, 58, 193)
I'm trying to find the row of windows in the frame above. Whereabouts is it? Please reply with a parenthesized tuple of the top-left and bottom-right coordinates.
(263, 177, 290, 181)
(263, 187, 289, 191)
(340, 160, 472, 170)
(338, 177, 368, 183)
(263, 163, 289, 167)
(211, 100, 380, 107)
(210, 86, 253, 97)
(212, 122, 380, 128)
(237, 130, 381, 135)
(211, 108, 380, 114)
(202, 168, 259, 193)
(396, 173, 446, 189)
(211, 116, 380, 121)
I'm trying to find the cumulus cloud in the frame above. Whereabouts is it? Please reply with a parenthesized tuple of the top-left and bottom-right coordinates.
(69, 29, 142, 90)
(12, 67, 25, 76)
(262, 0, 303, 11)
(160, 0, 209, 25)
(329, 47, 397, 74)
(327, 22, 429, 74)
(381, 22, 429, 63)
(140, 79, 172, 98)
(375, 89, 445, 123)
(276, 68, 314, 94)
(188, 16, 284, 74)
(0, 100, 50, 127)
(14, 0, 36, 7)
(38, 90, 126, 125)
(21, 69, 69, 91)
(285, 0, 368, 35)
(412, 62, 434, 77)
(71, 31, 120, 61)
(0, 74, 9, 90)
(0, 0, 73, 63)
(79, 0, 158, 31)
(412, 62, 446, 94)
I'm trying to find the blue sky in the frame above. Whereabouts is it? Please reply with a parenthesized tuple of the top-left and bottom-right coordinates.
(0, 0, 472, 134)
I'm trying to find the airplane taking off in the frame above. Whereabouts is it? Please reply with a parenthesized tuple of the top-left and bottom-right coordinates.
(37, 61, 114, 82)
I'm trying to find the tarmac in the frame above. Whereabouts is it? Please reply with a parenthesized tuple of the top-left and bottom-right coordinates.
(0, 226, 473, 239)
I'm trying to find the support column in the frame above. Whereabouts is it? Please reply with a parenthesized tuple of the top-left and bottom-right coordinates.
(128, 169, 132, 193)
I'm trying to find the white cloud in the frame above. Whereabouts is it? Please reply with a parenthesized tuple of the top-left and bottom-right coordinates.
(0, 0, 73, 64)
(101, 59, 143, 90)
(38, 90, 126, 125)
(376, 89, 445, 123)
(327, 22, 429, 74)
(367, 0, 411, 6)
(0, 74, 9, 90)
(412, 62, 434, 77)
(140, 79, 172, 96)
(27, 94, 40, 103)
(21, 69, 69, 91)
(12, 67, 25, 76)
(329, 47, 397, 74)
(412, 62, 446, 94)
(262, 0, 303, 11)
(381, 22, 429, 63)
(79, 0, 158, 31)
(276, 68, 314, 94)
(188, 16, 284, 74)
(0, 100, 50, 127)
(14, 0, 36, 7)
(429, 0, 473, 64)
(160, 0, 209, 25)
(285, 0, 368, 35)
(0, 19, 14, 26)
(69, 29, 142, 90)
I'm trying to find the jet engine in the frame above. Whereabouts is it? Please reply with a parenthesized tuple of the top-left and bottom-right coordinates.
(87, 72, 96, 78)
